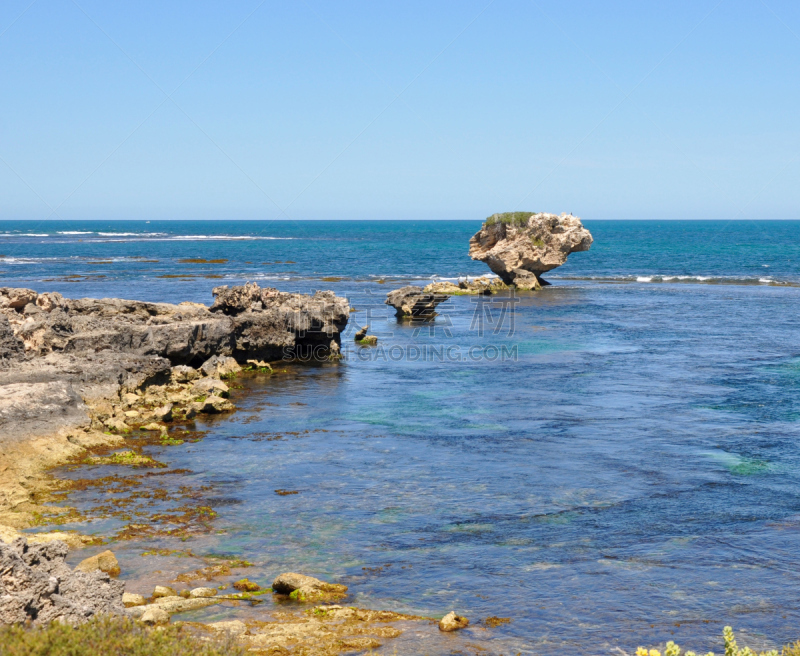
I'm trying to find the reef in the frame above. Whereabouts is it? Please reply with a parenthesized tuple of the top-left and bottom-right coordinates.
(469, 212, 593, 288)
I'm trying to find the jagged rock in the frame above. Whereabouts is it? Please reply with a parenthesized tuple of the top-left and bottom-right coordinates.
(272, 572, 348, 602)
(0, 538, 124, 626)
(199, 355, 240, 378)
(0, 316, 24, 360)
(191, 378, 230, 398)
(151, 403, 173, 422)
(0, 288, 38, 311)
(469, 212, 592, 286)
(170, 365, 198, 383)
(439, 611, 469, 632)
(104, 417, 129, 433)
(354, 326, 368, 341)
(75, 550, 120, 577)
(122, 592, 146, 607)
(0, 283, 348, 363)
(191, 395, 233, 414)
(385, 287, 449, 320)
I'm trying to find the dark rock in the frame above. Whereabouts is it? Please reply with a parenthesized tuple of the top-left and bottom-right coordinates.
(385, 286, 449, 320)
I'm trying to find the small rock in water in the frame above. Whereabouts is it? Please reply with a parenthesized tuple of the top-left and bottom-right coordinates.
(272, 572, 348, 602)
(152, 585, 176, 599)
(189, 586, 218, 598)
(75, 549, 121, 577)
(140, 422, 166, 432)
(232, 578, 261, 592)
(140, 606, 169, 625)
(354, 326, 368, 341)
(439, 611, 469, 632)
(122, 592, 146, 607)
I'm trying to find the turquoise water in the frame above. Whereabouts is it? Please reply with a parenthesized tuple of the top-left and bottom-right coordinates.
(6, 220, 800, 654)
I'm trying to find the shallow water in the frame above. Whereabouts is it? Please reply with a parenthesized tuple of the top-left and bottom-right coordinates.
(8, 220, 800, 654)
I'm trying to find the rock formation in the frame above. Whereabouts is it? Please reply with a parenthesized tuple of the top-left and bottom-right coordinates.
(0, 538, 124, 625)
(0, 284, 349, 539)
(469, 212, 593, 288)
(424, 276, 509, 296)
(385, 286, 449, 320)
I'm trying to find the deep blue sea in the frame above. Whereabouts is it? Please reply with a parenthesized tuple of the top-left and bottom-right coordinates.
(5, 220, 800, 655)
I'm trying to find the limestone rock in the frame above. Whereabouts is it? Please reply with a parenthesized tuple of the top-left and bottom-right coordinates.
(0, 538, 124, 626)
(139, 606, 169, 625)
(151, 403, 173, 422)
(122, 592, 146, 607)
(385, 286, 449, 320)
(439, 611, 469, 632)
(208, 619, 247, 636)
(140, 422, 166, 432)
(469, 212, 592, 286)
(272, 572, 348, 602)
(152, 585, 176, 599)
(199, 355, 240, 378)
(171, 365, 198, 383)
(354, 326, 369, 341)
(191, 378, 230, 398)
(75, 550, 120, 577)
(191, 395, 233, 414)
(424, 276, 510, 296)
(189, 586, 217, 598)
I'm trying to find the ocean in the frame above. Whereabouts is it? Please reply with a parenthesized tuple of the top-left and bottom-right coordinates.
(5, 219, 800, 654)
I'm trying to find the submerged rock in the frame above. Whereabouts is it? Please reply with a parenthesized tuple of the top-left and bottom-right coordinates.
(385, 286, 449, 320)
(469, 212, 592, 287)
(0, 538, 124, 626)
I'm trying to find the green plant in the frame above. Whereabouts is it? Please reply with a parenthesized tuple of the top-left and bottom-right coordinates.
(636, 627, 781, 656)
(484, 212, 536, 227)
(0, 615, 245, 656)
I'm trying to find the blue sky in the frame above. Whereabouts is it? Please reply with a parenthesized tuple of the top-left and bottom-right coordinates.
(1, 0, 798, 221)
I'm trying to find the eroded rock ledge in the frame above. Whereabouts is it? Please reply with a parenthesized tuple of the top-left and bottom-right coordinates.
(0, 284, 349, 536)
(469, 212, 593, 288)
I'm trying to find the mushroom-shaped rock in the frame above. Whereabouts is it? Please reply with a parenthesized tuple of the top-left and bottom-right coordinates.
(75, 549, 121, 577)
(439, 611, 469, 632)
(469, 212, 592, 287)
(385, 286, 449, 320)
(272, 572, 348, 602)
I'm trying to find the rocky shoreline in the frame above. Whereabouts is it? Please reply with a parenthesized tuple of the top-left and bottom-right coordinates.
(0, 282, 483, 653)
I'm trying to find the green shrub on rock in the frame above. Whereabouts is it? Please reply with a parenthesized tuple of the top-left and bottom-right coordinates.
(0, 615, 245, 656)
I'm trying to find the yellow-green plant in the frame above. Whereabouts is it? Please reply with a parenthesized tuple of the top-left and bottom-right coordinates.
(636, 627, 781, 656)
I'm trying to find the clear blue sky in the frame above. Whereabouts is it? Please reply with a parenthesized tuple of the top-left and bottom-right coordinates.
(1, 0, 798, 221)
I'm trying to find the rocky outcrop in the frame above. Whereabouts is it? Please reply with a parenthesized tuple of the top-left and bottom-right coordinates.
(0, 538, 124, 625)
(0, 283, 349, 536)
(469, 212, 592, 288)
(1, 283, 348, 364)
(424, 276, 509, 296)
(385, 286, 449, 320)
